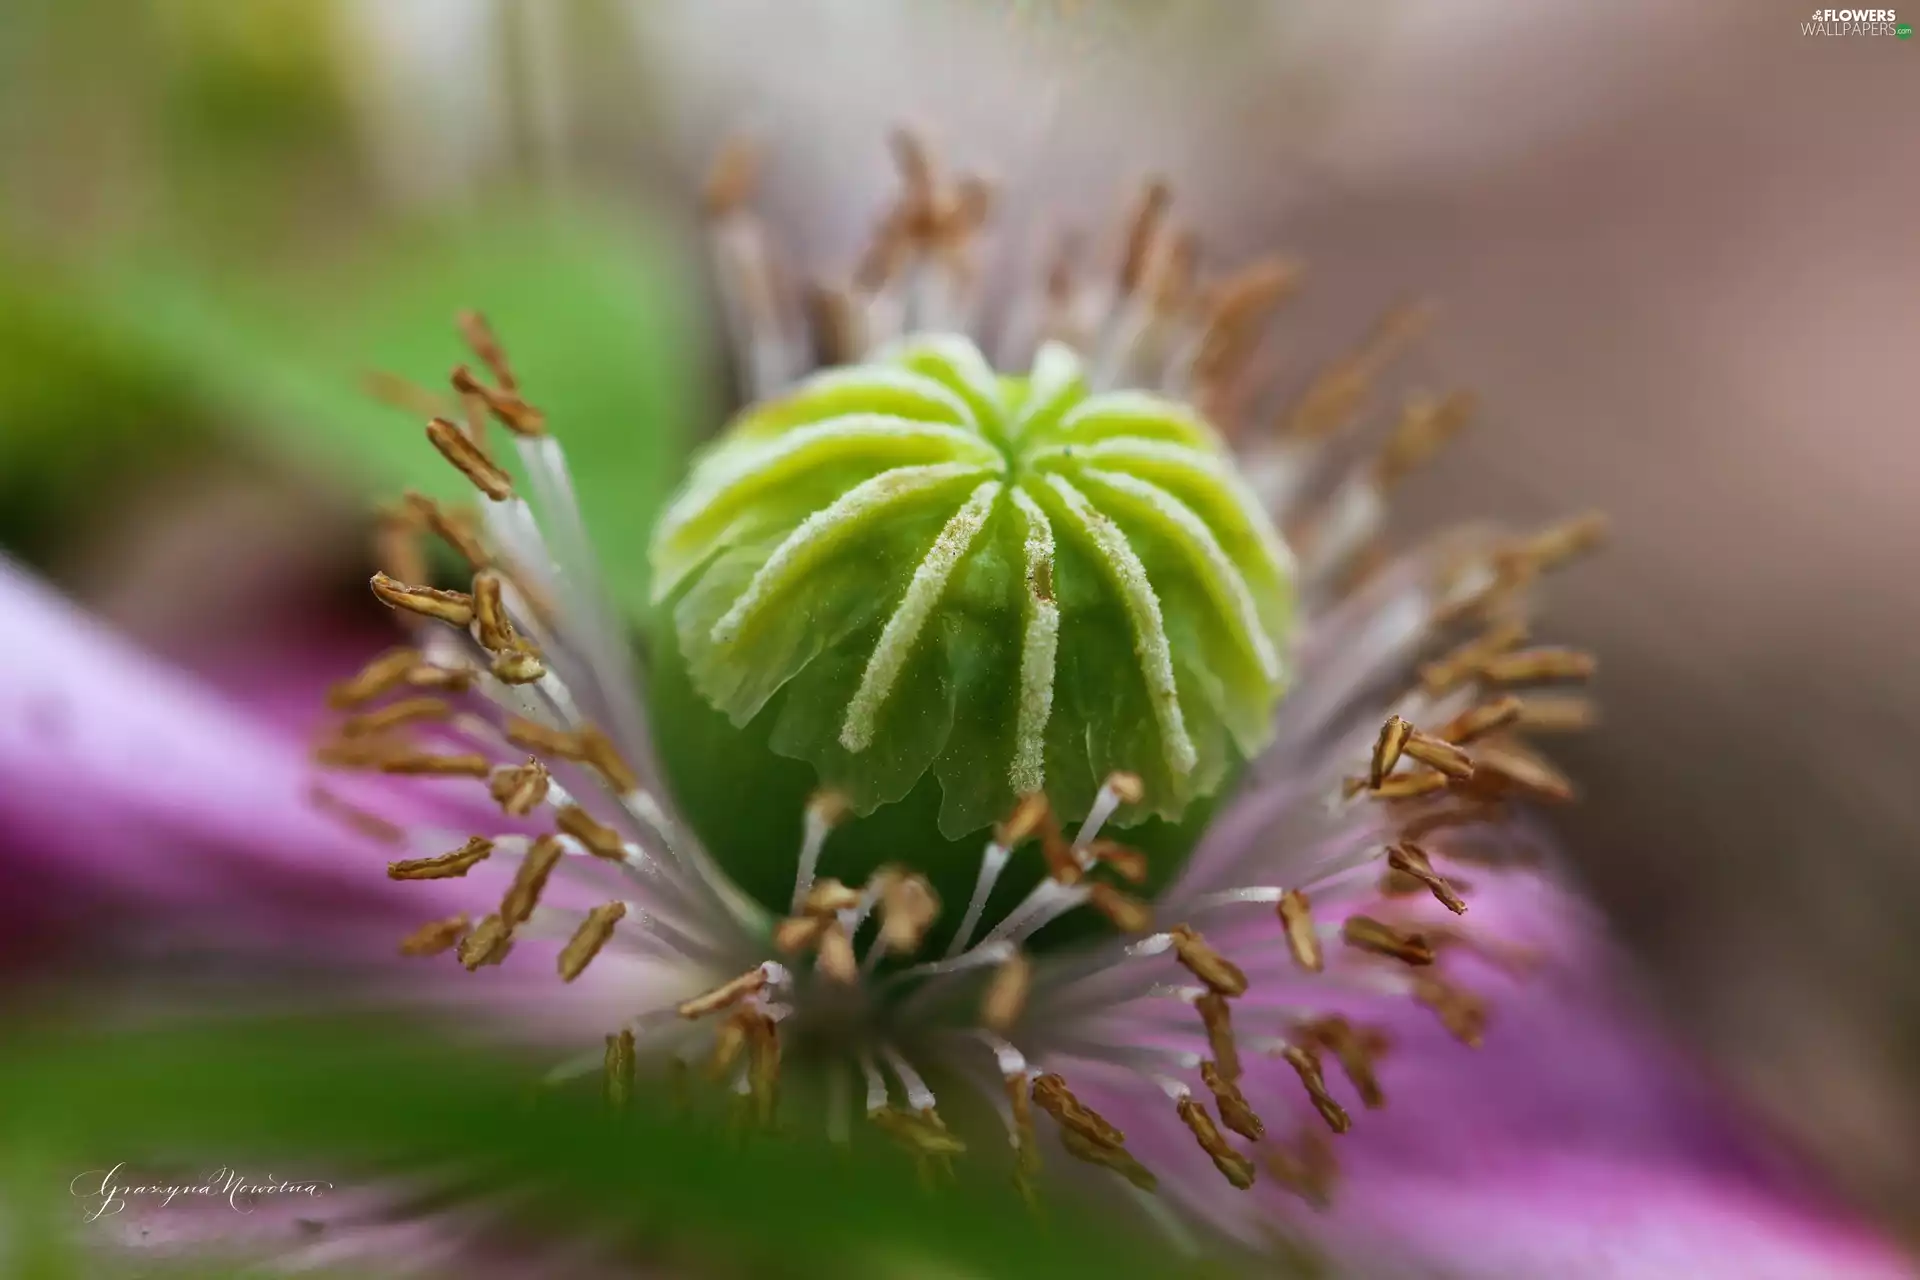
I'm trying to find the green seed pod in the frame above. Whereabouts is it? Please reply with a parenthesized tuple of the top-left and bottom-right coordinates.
(650, 334, 1295, 837)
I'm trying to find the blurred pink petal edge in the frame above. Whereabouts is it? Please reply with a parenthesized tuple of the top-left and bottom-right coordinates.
(0, 556, 1910, 1279)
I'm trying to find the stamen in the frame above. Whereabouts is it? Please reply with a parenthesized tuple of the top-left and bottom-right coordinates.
(1263, 1130, 1337, 1209)
(1194, 992, 1241, 1081)
(1277, 890, 1323, 971)
(404, 489, 491, 570)
(372, 502, 428, 585)
(1507, 510, 1609, 574)
(876, 867, 941, 956)
(326, 647, 423, 709)
(555, 804, 627, 859)
(1199, 1060, 1263, 1141)
(1278, 300, 1433, 439)
(502, 718, 639, 794)
(387, 836, 493, 881)
(981, 950, 1033, 1034)
(1513, 692, 1598, 733)
(1477, 646, 1598, 685)
(426, 417, 514, 500)
(1371, 390, 1476, 491)
(1413, 975, 1488, 1046)
(1402, 729, 1475, 780)
(1370, 715, 1413, 788)
(457, 914, 514, 970)
(1342, 915, 1437, 966)
(398, 914, 469, 957)
(772, 914, 828, 955)
(308, 785, 406, 846)
(1087, 882, 1154, 934)
(338, 695, 451, 739)
(1075, 772, 1143, 852)
(1278, 1045, 1351, 1134)
(677, 965, 773, 1020)
(1031, 1073, 1127, 1149)
(1117, 178, 1172, 297)
(1438, 694, 1524, 745)
(369, 573, 474, 628)
(804, 878, 863, 915)
(1302, 1016, 1389, 1109)
(1386, 842, 1467, 914)
(1167, 925, 1248, 996)
(791, 789, 851, 912)
(1461, 741, 1576, 803)
(1082, 839, 1149, 884)
(488, 758, 552, 816)
(378, 751, 492, 779)
(470, 571, 517, 652)
(816, 921, 858, 983)
(558, 902, 627, 982)
(950, 835, 1015, 957)
(602, 1028, 636, 1110)
(1420, 619, 1528, 694)
(1175, 1093, 1257, 1190)
(500, 834, 564, 926)
(1059, 1127, 1158, 1193)
(701, 135, 758, 218)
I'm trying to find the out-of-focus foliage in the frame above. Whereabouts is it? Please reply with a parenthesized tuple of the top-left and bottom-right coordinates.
(0, 1014, 1189, 1279)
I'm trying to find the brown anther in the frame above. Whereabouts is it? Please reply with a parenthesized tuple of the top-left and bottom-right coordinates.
(1403, 730, 1475, 780)
(402, 492, 490, 573)
(1191, 256, 1303, 389)
(1399, 800, 1503, 841)
(1420, 619, 1529, 694)
(1277, 890, 1324, 973)
(1168, 925, 1248, 997)
(805, 284, 861, 366)
(326, 647, 424, 709)
(398, 914, 470, 957)
(1194, 991, 1242, 1081)
(1118, 178, 1172, 295)
(378, 751, 492, 779)
(500, 834, 564, 926)
(1370, 716, 1413, 789)
(1363, 769, 1450, 801)
(1083, 839, 1149, 884)
(456, 913, 513, 970)
(361, 369, 452, 420)
(503, 717, 575, 758)
(1201, 1060, 1264, 1141)
(426, 417, 513, 500)
(1176, 1094, 1257, 1190)
(1414, 976, 1488, 1047)
(1461, 742, 1576, 804)
(577, 726, 641, 795)
(679, 966, 771, 1021)
(701, 135, 760, 217)
(558, 902, 626, 982)
(801, 877, 862, 916)
(313, 736, 403, 770)
(997, 793, 1051, 848)
(981, 950, 1033, 1035)
(370, 573, 474, 628)
(1513, 510, 1609, 573)
(403, 662, 476, 695)
(1087, 882, 1154, 934)
(372, 503, 428, 585)
(1477, 647, 1597, 685)
(1342, 915, 1437, 966)
(457, 310, 519, 392)
(489, 644, 547, 685)
(1279, 1045, 1351, 1134)
(707, 1008, 752, 1080)
(878, 870, 940, 955)
(387, 836, 493, 880)
(1104, 771, 1146, 806)
(307, 785, 406, 846)
(556, 804, 627, 859)
(1263, 1130, 1337, 1209)
(1039, 823, 1083, 885)
(488, 758, 551, 816)
(1059, 1126, 1159, 1193)
(1031, 1073, 1126, 1149)
(1439, 694, 1525, 745)
(339, 695, 451, 739)
(772, 914, 829, 955)
(1303, 1017, 1390, 1109)
(1513, 693, 1597, 734)
(1372, 390, 1476, 490)
(1278, 300, 1433, 440)
(449, 364, 546, 436)
(604, 1028, 635, 1109)
(870, 1107, 968, 1158)
(746, 1013, 781, 1127)
(470, 571, 516, 651)
(1386, 842, 1467, 915)
(815, 921, 858, 983)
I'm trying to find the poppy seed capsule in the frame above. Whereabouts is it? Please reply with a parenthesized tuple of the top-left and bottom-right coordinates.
(650, 335, 1296, 836)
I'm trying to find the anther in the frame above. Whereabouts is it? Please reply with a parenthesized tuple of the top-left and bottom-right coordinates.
(1194, 991, 1241, 1081)
(1461, 742, 1576, 803)
(1342, 916, 1437, 966)
(1168, 925, 1248, 997)
(501, 834, 564, 926)
(426, 417, 513, 500)
(1303, 1016, 1389, 1109)
(378, 751, 492, 779)
(677, 966, 771, 1020)
(308, 785, 406, 846)
(1117, 178, 1172, 296)
(1413, 976, 1488, 1047)
(1083, 839, 1149, 884)
(1370, 715, 1413, 788)
(1263, 1130, 1337, 1209)
(1403, 730, 1474, 780)
(370, 573, 474, 628)
(1386, 843, 1467, 914)
(1031, 1074, 1127, 1149)
(1277, 890, 1323, 972)
(1371, 390, 1477, 491)
(803, 878, 863, 916)
(556, 804, 626, 859)
(1088, 882, 1154, 934)
(470, 572, 517, 651)
(457, 914, 514, 970)
(605, 1028, 635, 1109)
(1279, 1045, 1351, 1134)
(1510, 510, 1609, 574)
(339, 695, 451, 739)
(488, 758, 552, 816)
(404, 488, 490, 571)
(816, 921, 859, 983)
(489, 643, 547, 685)
(509, 720, 641, 795)
(1200, 1060, 1264, 1142)
(398, 914, 470, 957)
(388, 836, 493, 880)
(1362, 769, 1450, 801)
(1060, 1127, 1158, 1193)
(326, 647, 423, 709)
(1278, 300, 1433, 440)
(558, 902, 627, 982)
(1477, 647, 1597, 685)
(997, 793, 1051, 848)
(1513, 693, 1597, 733)
(372, 502, 428, 586)
(1439, 694, 1524, 745)
(870, 1106, 967, 1158)
(981, 950, 1033, 1034)
(1420, 619, 1529, 694)
(877, 869, 941, 955)
(772, 914, 829, 955)
(1176, 1094, 1257, 1190)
